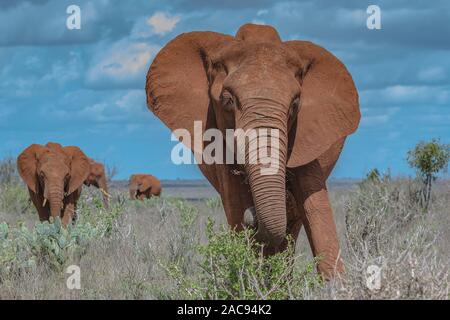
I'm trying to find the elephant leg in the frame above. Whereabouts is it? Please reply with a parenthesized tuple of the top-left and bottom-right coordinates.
(203, 163, 254, 231)
(62, 189, 81, 226)
(291, 160, 344, 280)
(28, 188, 49, 221)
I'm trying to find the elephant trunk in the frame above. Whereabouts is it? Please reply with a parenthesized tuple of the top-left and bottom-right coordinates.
(47, 183, 64, 220)
(242, 113, 288, 250)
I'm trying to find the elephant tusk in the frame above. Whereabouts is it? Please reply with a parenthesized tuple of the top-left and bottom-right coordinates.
(42, 198, 47, 207)
(243, 207, 257, 229)
(100, 188, 111, 198)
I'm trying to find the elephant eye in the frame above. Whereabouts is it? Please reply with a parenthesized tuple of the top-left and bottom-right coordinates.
(221, 90, 236, 111)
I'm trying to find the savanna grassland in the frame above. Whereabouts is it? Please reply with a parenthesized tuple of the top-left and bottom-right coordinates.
(0, 157, 448, 299)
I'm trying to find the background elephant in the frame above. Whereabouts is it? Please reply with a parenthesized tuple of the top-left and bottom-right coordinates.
(84, 158, 110, 209)
(17, 142, 90, 226)
(146, 23, 360, 279)
(129, 174, 162, 200)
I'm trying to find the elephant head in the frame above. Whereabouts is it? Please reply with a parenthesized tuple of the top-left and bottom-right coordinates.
(17, 142, 90, 219)
(146, 24, 360, 248)
(84, 158, 110, 208)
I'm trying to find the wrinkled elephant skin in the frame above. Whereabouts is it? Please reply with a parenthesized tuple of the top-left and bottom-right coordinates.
(145, 23, 360, 279)
(17, 142, 90, 226)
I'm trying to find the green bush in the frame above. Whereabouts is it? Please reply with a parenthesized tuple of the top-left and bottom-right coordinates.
(407, 139, 450, 209)
(205, 197, 223, 209)
(0, 157, 19, 185)
(0, 201, 124, 279)
(166, 219, 321, 300)
(0, 183, 34, 215)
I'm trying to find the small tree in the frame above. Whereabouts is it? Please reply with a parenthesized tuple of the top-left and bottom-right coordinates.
(407, 139, 450, 210)
(366, 168, 381, 183)
(106, 164, 118, 182)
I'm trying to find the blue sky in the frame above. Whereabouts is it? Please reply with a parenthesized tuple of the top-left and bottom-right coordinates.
(0, 0, 449, 179)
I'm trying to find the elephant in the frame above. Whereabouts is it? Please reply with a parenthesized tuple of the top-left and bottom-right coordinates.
(17, 142, 90, 226)
(84, 158, 110, 208)
(129, 174, 162, 200)
(145, 23, 360, 279)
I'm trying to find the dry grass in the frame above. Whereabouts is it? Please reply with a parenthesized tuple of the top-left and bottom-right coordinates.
(0, 161, 448, 299)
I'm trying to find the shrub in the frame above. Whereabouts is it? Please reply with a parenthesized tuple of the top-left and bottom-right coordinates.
(0, 200, 124, 279)
(340, 176, 449, 299)
(365, 168, 381, 183)
(407, 139, 450, 209)
(0, 182, 34, 215)
(0, 157, 19, 185)
(205, 197, 223, 210)
(165, 219, 321, 300)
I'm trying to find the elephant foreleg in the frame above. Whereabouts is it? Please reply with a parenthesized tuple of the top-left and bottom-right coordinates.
(208, 164, 254, 231)
(277, 190, 304, 252)
(62, 188, 82, 226)
(28, 188, 50, 221)
(292, 160, 344, 280)
(138, 193, 146, 201)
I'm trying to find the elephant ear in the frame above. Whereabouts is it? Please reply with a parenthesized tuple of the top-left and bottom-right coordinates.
(17, 144, 45, 193)
(64, 146, 90, 195)
(146, 31, 233, 159)
(285, 41, 360, 168)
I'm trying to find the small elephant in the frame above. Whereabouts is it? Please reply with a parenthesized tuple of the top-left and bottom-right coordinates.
(17, 142, 90, 226)
(84, 158, 110, 208)
(146, 24, 360, 279)
(129, 174, 162, 200)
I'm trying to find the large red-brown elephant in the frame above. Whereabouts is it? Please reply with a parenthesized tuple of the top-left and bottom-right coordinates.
(129, 174, 162, 200)
(17, 142, 90, 226)
(84, 158, 110, 209)
(145, 24, 360, 279)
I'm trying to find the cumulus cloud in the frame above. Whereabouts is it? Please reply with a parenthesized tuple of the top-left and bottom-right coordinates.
(86, 39, 160, 89)
(418, 67, 446, 82)
(360, 85, 450, 106)
(360, 107, 400, 127)
(50, 89, 150, 124)
(147, 12, 180, 36)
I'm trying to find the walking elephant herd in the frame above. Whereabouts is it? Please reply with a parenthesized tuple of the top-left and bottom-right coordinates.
(15, 23, 360, 280)
(16, 142, 161, 226)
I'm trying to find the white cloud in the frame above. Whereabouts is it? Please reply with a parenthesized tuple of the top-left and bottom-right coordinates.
(335, 9, 365, 27)
(251, 19, 266, 25)
(418, 67, 446, 82)
(385, 85, 424, 99)
(361, 84, 450, 107)
(147, 12, 180, 36)
(116, 90, 146, 113)
(87, 39, 160, 88)
(360, 107, 400, 127)
(257, 9, 268, 16)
